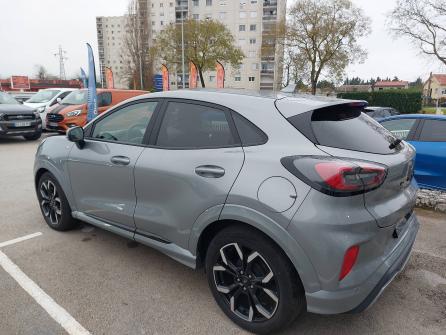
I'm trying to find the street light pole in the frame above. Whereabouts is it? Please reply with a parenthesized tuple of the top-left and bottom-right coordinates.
(181, 10, 186, 89)
(139, 50, 144, 89)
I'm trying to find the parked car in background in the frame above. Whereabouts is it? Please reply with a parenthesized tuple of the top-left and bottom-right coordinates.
(9, 91, 36, 103)
(0, 92, 42, 140)
(379, 114, 446, 191)
(24, 88, 74, 129)
(35, 91, 419, 334)
(364, 106, 399, 119)
(46, 89, 146, 132)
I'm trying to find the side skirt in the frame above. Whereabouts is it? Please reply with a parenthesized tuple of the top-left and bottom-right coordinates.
(72, 211, 197, 269)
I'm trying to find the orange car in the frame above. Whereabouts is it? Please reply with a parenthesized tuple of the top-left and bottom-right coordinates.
(46, 88, 147, 132)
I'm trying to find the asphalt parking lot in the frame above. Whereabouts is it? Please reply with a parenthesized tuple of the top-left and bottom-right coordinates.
(0, 134, 445, 335)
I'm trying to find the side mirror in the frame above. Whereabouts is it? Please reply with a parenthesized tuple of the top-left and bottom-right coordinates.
(67, 126, 85, 149)
(56, 98, 62, 103)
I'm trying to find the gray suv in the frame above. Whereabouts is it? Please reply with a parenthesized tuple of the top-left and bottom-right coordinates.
(34, 91, 419, 334)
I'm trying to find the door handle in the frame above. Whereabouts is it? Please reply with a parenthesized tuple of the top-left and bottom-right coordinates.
(110, 156, 130, 166)
(195, 165, 225, 178)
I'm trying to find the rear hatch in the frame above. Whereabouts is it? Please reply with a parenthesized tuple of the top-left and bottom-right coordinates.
(277, 99, 417, 228)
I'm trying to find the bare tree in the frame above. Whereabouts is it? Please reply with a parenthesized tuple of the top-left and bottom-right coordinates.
(34, 64, 49, 80)
(283, 0, 371, 95)
(121, 0, 153, 90)
(389, 0, 446, 66)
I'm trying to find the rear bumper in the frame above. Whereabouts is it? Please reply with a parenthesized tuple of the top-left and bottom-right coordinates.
(305, 213, 419, 314)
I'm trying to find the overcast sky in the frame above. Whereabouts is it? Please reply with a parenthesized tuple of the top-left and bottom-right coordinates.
(0, 0, 445, 82)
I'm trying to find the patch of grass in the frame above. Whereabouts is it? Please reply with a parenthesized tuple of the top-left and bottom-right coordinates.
(422, 107, 445, 115)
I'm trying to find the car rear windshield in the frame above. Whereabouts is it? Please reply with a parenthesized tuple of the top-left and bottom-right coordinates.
(287, 104, 399, 154)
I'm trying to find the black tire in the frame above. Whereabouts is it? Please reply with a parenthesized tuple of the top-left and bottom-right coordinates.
(205, 226, 305, 334)
(37, 172, 78, 231)
(23, 131, 42, 141)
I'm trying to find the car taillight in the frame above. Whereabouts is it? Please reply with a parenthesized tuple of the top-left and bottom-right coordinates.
(339, 245, 360, 281)
(281, 156, 387, 197)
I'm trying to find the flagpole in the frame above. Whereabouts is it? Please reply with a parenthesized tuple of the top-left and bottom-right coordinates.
(100, 64, 104, 88)
(181, 10, 186, 89)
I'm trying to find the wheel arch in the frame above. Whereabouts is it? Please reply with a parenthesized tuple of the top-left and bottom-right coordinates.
(34, 162, 77, 212)
(192, 204, 321, 293)
(35, 168, 49, 189)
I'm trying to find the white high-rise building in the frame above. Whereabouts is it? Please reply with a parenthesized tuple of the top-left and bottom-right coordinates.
(96, 16, 129, 89)
(97, 0, 286, 90)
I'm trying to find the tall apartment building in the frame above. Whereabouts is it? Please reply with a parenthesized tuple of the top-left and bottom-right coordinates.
(96, 16, 129, 88)
(97, 0, 286, 90)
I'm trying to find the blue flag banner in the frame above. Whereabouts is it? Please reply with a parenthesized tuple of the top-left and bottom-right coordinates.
(86, 43, 98, 122)
(80, 67, 88, 88)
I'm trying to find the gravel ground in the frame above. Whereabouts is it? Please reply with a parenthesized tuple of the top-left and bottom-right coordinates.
(417, 188, 446, 212)
(0, 134, 445, 335)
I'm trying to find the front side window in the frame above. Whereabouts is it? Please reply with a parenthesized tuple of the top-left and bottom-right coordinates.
(380, 118, 417, 140)
(419, 120, 446, 142)
(156, 102, 236, 149)
(92, 101, 157, 144)
(58, 91, 72, 100)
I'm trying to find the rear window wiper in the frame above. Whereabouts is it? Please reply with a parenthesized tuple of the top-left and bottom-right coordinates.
(389, 138, 402, 150)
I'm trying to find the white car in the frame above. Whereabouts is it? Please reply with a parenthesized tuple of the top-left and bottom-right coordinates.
(24, 88, 74, 128)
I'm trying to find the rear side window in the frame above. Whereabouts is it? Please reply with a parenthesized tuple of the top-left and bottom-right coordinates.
(419, 120, 446, 142)
(288, 104, 398, 154)
(381, 118, 417, 140)
(156, 102, 237, 149)
(98, 92, 112, 107)
(232, 112, 267, 146)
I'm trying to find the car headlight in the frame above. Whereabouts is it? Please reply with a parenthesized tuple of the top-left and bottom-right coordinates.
(33, 110, 41, 119)
(66, 110, 82, 117)
(36, 106, 46, 113)
(0, 113, 4, 120)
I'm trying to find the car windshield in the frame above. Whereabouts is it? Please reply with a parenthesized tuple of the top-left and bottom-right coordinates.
(27, 90, 60, 103)
(0, 92, 19, 105)
(61, 90, 88, 105)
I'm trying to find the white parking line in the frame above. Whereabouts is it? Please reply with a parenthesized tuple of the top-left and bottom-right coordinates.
(0, 233, 91, 335)
(0, 232, 43, 248)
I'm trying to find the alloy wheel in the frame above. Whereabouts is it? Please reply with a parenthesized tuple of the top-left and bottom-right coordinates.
(213, 242, 279, 322)
(40, 180, 62, 225)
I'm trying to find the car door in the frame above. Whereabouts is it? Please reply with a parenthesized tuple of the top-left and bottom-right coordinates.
(133, 99, 245, 249)
(67, 99, 160, 230)
(410, 119, 446, 190)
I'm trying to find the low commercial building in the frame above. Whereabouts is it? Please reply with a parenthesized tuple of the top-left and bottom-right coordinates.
(374, 81, 409, 90)
(0, 79, 82, 92)
(337, 84, 372, 93)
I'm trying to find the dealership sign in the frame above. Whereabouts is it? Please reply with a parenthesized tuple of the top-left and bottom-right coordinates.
(10, 76, 30, 90)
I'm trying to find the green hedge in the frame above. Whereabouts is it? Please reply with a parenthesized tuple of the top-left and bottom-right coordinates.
(337, 90, 422, 114)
